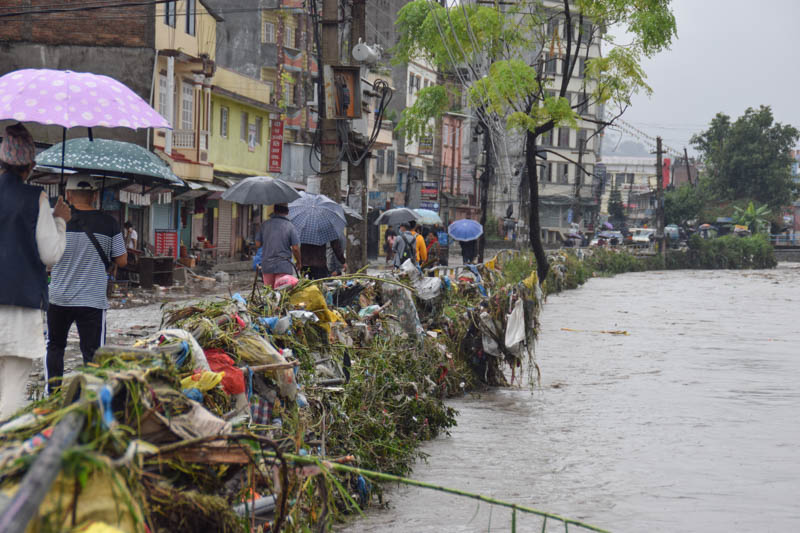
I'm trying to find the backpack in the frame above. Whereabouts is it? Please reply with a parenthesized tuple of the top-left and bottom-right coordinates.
(399, 233, 415, 263)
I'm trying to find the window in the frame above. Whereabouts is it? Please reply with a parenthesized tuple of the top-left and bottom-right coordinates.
(284, 26, 295, 48)
(577, 57, 587, 79)
(181, 82, 194, 130)
(558, 127, 570, 148)
(545, 162, 555, 183)
(576, 91, 589, 114)
(615, 173, 626, 187)
(577, 128, 587, 151)
(544, 53, 557, 75)
(185, 0, 195, 36)
(210, 102, 213, 135)
(387, 150, 395, 175)
(547, 17, 559, 37)
(240, 111, 249, 141)
(376, 150, 385, 174)
(540, 129, 553, 147)
(164, 0, 176, 27)
(559, 163, 569, 184)
(265, 81, 275, 102)
(262, 21, 275, 43)
(220, 106, 228, 138)
(158, 75, 168, 119)
(283, 82, 295, 106)
(408, 73, 415, 94)
(443, 124, 450, 146)
(255, 116, 263, 144)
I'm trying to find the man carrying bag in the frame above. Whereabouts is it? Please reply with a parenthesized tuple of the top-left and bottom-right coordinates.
(45, 175, 127, 393)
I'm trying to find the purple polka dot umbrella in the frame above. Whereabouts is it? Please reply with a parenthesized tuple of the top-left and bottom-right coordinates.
(0, 68, 170, 129)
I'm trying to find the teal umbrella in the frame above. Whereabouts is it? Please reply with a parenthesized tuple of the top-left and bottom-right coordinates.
(413, 208, 442, 225)
(35, 137, 183, 186)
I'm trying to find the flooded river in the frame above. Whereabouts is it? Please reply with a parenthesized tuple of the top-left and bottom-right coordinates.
(345, 265, 800, 532)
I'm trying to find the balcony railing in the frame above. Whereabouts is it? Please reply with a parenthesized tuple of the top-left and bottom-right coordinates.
(172, 130, 209, 151)
(173, 129, 195, 149)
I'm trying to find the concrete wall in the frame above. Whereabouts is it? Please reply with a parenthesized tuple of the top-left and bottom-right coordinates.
(0, 42, 155, 146)
(0, 0, 154, 48)
(210, 0, 279, 80)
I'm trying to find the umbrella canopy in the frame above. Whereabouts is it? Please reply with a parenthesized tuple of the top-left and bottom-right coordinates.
(603, 221, 614, 230)
(373, 207, 419, 226)
(288, 192, 347, 246)
(0, 69, 169, 129)
(221, 176, 300, 205)
(448, 219, 483, 242)
(413, 208, 442, 225)
(35, 138, 182, 185)
(339, 203, 363, 226)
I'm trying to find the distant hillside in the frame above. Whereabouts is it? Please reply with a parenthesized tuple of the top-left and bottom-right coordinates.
(602, 140, 650, 157)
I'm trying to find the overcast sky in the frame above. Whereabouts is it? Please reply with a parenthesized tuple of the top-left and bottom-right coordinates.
(606, 0, 800, 155)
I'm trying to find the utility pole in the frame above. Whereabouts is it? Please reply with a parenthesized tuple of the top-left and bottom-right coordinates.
(656, 136, 665, 258)
(683, 146, 693, 187)
(319, 0, 341, 201)
(346, 0, 368, 271)
(477, 119, 493, 262)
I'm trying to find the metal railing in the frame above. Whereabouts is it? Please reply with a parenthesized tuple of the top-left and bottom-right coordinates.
(771, 233, 800, 246)
(173, 129, 195, 149)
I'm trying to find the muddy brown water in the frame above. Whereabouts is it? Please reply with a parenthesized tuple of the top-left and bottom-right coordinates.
(344, 265, 800, 533)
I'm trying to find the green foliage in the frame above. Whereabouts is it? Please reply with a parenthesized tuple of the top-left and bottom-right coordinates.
(664, 179, 711, 225)
(691, 106, 799, 208)
(687, 234, 776, 269)
(732, 201, 771, 234)
(395, 85, 449, 143)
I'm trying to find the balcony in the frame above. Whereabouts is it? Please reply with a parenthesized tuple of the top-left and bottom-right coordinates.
(172, 130, 209, 150)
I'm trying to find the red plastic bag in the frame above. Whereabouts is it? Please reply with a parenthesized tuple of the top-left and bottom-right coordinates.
(204, 348, 246, 395)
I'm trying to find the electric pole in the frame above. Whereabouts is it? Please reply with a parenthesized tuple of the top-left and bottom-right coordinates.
(656, 136, 665, 258)
(346, 0, 368, 271)
(319, 0, 341, 201)
(683, 146, 693, 187)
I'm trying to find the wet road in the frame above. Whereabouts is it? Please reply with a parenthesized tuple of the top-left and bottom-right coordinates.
(345, 265, 800, 532)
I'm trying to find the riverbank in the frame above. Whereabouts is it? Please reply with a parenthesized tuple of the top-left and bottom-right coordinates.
(1, 238, 776, 532)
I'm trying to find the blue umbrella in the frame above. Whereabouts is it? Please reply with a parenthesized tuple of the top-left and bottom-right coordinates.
(448, 219, 483, 242)
(288, 192, 347, 246)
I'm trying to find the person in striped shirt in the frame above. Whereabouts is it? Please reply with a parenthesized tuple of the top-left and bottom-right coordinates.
(45, 175, 127, 393)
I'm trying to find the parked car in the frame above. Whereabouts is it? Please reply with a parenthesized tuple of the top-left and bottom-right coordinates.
(630, 228, 656, 245)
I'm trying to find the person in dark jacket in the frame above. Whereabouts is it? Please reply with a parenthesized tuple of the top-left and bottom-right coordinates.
(0, 123, 70, 417)
(459, 239, 477, 264)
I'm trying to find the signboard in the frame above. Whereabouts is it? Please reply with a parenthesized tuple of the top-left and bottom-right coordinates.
(418, 136, 433, 155)
(420, 181, 438, 201)
(268, 119, 284, 173)
(419, 201, 439, 211)
(663, 157, 671, 188)
(154, 229, 179, 258)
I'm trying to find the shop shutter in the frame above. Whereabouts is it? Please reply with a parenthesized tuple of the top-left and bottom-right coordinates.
(218, 200, 233, 258)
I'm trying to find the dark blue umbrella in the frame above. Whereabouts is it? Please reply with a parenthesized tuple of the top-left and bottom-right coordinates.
(288, 192, 347, 245)
(448, 219, 483, 242)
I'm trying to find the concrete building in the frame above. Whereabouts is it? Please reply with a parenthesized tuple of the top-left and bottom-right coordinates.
(486, 1, 605, 243)
(599, 156, 657, 226)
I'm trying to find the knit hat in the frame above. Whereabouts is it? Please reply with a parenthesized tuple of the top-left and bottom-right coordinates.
(0, 123, 36, 166)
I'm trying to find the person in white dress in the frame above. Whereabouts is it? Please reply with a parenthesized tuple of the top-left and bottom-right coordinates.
(0, 123, 70, 420)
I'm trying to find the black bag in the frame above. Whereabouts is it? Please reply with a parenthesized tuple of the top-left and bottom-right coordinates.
(75, 214, 117, 297)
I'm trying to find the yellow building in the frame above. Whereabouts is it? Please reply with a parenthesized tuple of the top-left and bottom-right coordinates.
(206, 67, 281, 257)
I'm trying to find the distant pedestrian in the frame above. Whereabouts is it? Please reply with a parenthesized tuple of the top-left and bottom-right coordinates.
(436, 225, 449, 266)
(302, 237, 345, 280)
(46, 175, 128, 394)
(0, 123, 70, 418)
(459, 239, 477, 264)
(326, 233, 347, 276)
(408, 220, 427, 264)
(384, 228, 396, 264)
(124, 220, 138, 250)
(392, 223, 418, 269)
(256, 203, 301, 289)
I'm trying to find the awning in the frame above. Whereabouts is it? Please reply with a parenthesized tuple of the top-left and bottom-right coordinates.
(185, 180, 226, 192)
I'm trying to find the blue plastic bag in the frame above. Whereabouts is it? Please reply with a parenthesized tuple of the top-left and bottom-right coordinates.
(252, 247, 263, 271)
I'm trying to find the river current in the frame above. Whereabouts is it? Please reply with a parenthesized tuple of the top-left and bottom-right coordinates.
(345, 265, 800, 532)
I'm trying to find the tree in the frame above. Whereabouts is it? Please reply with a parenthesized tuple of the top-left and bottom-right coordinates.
(733, 201, 771, 234)
(691, 106, 799, 208)
(607, 186, 625, 223)
(393, 0, 676, 282)
(664, 179, 710, 226)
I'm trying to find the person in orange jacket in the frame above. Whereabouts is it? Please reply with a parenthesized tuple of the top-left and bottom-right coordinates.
(408, 220, 427, 264)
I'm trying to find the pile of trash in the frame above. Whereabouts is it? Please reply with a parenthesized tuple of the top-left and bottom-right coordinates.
(0, 252, 548, 532)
